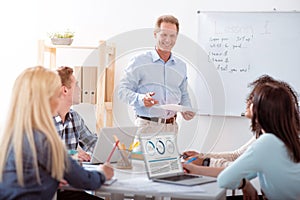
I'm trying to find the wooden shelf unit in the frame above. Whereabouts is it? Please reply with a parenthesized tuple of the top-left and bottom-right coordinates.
(37, 40, 116, 130)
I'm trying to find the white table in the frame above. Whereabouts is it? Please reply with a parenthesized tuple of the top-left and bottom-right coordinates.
(94, 160, 226, 200)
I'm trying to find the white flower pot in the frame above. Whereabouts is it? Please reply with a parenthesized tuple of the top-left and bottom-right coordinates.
(51, 38, 73, 45)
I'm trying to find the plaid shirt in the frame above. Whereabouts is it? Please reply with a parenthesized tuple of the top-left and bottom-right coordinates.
(53, 109, 97, 153)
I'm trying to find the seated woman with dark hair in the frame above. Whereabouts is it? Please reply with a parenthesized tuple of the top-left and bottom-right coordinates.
(217, 82, 300, 199)
(182, 75, 299, 176)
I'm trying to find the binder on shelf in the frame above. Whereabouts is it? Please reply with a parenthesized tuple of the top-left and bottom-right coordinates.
(82, 66, 97, 104)
(74, 66, 82, 102)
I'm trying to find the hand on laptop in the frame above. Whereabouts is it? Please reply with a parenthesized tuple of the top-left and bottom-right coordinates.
(182, 163, 203, 175)
(77, 149, 91, 162)
(99, 162, 114, 180)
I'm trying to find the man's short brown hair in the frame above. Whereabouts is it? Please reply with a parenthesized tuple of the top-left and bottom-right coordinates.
(155, 15, 179, 33)
(57, 66, 73, 88)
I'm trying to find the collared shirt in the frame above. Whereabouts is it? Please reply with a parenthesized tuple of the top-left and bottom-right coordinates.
(118, 50, 192, 119)
(0, 130, 105, 200)
(53, 109, 97, 153)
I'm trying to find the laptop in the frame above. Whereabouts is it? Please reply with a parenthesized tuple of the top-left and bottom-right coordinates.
(89, 126, 138, 164)
(139, 132, 216, 186)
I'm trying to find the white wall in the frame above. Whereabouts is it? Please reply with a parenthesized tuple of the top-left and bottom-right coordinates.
(1, 0, 300, 152)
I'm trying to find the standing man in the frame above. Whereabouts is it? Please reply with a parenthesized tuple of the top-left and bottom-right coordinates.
(54, 66, 97, 162)
(118, 14, 195, 134)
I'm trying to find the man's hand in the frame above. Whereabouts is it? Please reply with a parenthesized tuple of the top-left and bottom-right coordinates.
(77, 148, 91, 162)
(143, 92, 159, 107)
(181, 111, 195, 120)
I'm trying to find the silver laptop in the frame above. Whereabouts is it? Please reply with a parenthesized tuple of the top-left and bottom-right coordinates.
(89, 126, 138, 164)
(139, 132, 216, 186)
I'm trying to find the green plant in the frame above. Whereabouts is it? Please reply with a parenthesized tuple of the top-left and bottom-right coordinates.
(48, 30, 74, 39)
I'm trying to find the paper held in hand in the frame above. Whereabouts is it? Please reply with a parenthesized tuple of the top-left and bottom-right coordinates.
(154, 104, 198, 113)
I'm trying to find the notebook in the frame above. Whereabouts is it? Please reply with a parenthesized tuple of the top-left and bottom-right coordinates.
(89, 126, 138, 164)
(139, 132, 216, 186)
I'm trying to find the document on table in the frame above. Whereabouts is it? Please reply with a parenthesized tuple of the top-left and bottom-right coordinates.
(154, 104, 198, 113)
(104, 178, 117, 186)
(83, 163, 117, 185)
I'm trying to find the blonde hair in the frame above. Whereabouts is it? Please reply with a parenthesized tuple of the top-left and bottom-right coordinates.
(0, 66, 68, 186)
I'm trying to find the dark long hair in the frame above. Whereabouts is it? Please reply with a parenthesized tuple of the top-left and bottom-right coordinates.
(247, 75, 276, 137)
(247, 74, 300, 137)
(251, 83, 300, 162)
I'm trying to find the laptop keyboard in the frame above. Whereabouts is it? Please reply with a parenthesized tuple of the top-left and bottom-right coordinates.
(159, 174, 201, 181)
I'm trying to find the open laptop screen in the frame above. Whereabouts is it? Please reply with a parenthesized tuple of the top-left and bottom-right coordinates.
(140, 132, 183, 178)
(90, 126, 137, 164)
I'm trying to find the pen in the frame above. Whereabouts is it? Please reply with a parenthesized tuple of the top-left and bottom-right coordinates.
(180, 154, 188, 159)
(129, 141, 140, 151)
(185, 157, 197, 164)
(106, 140, 119, 163)
(113, 135, 122, 149)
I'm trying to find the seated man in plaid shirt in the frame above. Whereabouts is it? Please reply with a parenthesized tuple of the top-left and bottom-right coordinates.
(54, 66, 97, 162)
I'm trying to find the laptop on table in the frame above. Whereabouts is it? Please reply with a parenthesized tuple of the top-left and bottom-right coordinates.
(88, 126, 138, 164)
(139, 132, 216, 186)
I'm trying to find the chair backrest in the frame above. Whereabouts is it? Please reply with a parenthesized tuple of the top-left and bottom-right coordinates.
(72, 103, 97, 133)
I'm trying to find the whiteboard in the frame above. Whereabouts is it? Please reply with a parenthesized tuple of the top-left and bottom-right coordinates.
(197, 11, 300, 116)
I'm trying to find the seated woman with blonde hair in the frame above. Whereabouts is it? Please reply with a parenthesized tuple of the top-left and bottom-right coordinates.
(0, 66, 113, 199)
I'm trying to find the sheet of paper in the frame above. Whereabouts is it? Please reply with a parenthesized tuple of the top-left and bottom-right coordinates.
(82, 163, 98, 171)
(154, 104, 197, 113)
(104, 178, 117, 186)
(83, 164, 117, 185)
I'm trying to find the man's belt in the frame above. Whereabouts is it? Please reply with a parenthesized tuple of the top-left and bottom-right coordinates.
(137, 115, 177, 124)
